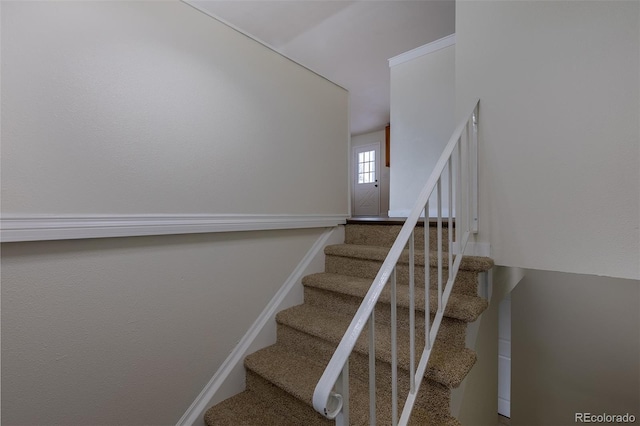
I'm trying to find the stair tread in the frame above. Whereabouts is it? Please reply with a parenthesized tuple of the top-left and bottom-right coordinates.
(244, 345, 323, 408)
(325, 244, 494, 271)
(204, 228, 491, 424)
(303, 272, 488, 322)
(276, 303, 476, 388)
(245, 344, 458, 425)
(204, 390, 310, 426)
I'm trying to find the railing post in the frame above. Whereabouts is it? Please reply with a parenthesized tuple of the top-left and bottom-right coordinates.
(409, 231, 415, 394)
(437, 179, 443, 313)
(457, 140, 462, 249)
(424, 205, 431, 350)
(471, 106, 479, 233)
(461, 124, 469, 242)
(448, 158, 453, 275)
(335, 361, 349, 426)
(465, 120, 471, 233)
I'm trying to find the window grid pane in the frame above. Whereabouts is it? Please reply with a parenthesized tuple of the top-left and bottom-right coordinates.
(357, 150, 376, 184)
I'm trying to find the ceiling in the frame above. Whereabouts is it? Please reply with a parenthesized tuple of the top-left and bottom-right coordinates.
(185, 0, 455, 136)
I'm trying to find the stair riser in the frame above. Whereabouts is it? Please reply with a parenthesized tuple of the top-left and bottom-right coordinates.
(205, 221, 489, 426)
(326, 255, 480, 296)
(303, 287, 468, 349)
(247, 342, 437, 425)
(245, 370, 332, 426)
(277, 324, 453, 420)
(346, 224, 451, 251)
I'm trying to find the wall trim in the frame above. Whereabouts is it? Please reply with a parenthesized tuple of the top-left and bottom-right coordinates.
(389, 208, 453, 218)
(176, 226, 344, 426)
(0, 214, 348, 243)
(453, 241, 492, 257)
(389, 209, 415, 218)
(388, 33, 455, 68)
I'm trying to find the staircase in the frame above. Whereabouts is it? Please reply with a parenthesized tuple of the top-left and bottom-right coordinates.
(204, 219, 493, 425)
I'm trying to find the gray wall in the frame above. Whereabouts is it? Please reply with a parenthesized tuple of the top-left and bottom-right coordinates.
(1, 0, 348, 216)
(1, 229, 328, 425)
(512, 271, 640, 424)
(452, 266, 525, 425)
(455, 2, 640, 422)
(1, 1, 349, 424)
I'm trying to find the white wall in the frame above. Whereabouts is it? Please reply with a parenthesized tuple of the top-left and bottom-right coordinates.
(389, 40, 455, 217)
(351, 129, 390, 216)
(0, 1, 349, 424)
(1, 229, 327, 425)
(511, 270, 639, 424)
(1, 0, 348, 216)
(456, 0, 640, 279)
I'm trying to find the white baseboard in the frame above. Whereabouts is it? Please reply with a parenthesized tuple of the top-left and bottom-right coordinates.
(387, 211, 493, 257)
(175, 225, 345, 426)
(388, 209, 411, 218)
(452, 241, 491, 257)
(388, 209, 454, 219)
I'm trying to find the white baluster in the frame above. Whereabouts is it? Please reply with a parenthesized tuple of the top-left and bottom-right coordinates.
(369, 310, 376, 426)
(335, 361, 349, 426)
(424, 205, 431, 350)
(437, 180, 443, 313)
(448, 158, 453, 274)
(391, 268, 398, 426)
(409, 231, 415, 393)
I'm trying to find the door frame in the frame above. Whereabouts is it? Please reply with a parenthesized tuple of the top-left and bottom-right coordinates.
(351, 142, 381, 216)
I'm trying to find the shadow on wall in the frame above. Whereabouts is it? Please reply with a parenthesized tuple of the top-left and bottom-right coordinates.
(511, 270, 640, 425)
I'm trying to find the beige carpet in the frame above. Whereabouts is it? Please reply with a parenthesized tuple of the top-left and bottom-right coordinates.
(204, 221, 493, 425)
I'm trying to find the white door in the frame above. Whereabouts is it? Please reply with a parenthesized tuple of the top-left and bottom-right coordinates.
(353, 143, 380, 216)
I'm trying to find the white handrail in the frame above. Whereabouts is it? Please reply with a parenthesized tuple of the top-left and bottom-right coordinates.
(312, 99, 480, 425)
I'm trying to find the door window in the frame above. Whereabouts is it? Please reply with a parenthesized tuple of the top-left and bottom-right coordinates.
(358, 150, 376, 184)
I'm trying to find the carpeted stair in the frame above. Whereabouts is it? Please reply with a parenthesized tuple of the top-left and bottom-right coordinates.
(205, 220, 493, 425)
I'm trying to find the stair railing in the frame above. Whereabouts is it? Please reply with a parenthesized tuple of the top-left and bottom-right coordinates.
(312, 99, 480, 425)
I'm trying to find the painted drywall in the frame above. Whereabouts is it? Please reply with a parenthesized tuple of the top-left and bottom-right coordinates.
(351, 129, 390, 216)
(178, 225, 345, 425)
(389, 42, 455, 217)
(1, 228, 328, 425)
(1, 1, 350, 424)
(511, 270, 639, 424)
(1, 0, 348, 216)
(456, 1, 640, 279)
